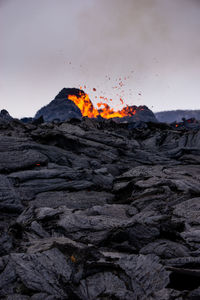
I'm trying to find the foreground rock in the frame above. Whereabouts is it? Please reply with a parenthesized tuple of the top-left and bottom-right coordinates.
(0, 116, 200, 299)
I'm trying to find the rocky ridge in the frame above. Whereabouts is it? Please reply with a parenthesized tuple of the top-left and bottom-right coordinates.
(0, 114, 200, 299)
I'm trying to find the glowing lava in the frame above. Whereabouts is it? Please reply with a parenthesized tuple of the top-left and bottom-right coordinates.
(68, 92, 98, 118)
(68, 91, 139, 119)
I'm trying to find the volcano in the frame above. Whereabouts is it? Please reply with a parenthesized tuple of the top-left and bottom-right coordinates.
(35, 88, 157, 123)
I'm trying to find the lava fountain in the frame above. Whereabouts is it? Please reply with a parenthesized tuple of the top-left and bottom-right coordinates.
(68, 90, 144, 119)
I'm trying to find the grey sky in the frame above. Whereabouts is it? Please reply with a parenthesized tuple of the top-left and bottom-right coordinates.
(1, 0, 200, 118)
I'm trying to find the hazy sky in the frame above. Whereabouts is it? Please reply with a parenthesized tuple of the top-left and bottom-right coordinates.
(1, 0, 200, 118)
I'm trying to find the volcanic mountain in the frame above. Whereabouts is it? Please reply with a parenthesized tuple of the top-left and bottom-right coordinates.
(35, 88, 157, 123)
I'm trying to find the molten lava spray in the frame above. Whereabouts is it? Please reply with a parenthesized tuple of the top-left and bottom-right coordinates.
(68, 90, 140, 119)
(67, 92, 98, 118)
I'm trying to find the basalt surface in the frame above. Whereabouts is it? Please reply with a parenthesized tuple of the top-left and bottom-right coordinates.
(0, 116, 200, 299)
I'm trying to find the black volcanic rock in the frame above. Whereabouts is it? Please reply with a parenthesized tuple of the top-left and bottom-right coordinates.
(20, 117, 33, 124)
(131, 105, 157, 122)
(0, 109, 13, 124)
(54, 87, 83, 99)
(1, 111, 200, 298)
(113, 106, 157, 123)
(35, 88, 82, 122)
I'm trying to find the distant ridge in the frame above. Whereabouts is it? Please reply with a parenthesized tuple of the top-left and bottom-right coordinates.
(155, 110, 200, 123)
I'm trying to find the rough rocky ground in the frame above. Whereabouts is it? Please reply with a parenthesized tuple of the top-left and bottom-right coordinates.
(0, 115, 200, 299)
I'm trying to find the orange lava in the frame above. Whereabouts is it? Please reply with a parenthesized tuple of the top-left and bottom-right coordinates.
(68, 92, 99, 118)
(68, 91, 138, 119)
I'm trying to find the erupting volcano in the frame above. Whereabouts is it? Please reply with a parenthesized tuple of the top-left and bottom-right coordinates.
(35, 88, 157, 123)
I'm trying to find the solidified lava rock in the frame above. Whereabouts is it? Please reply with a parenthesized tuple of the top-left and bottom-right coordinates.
(0, 109, 13, 124)
(35, 88, 83, 122)
(1, 111, 200, 299)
